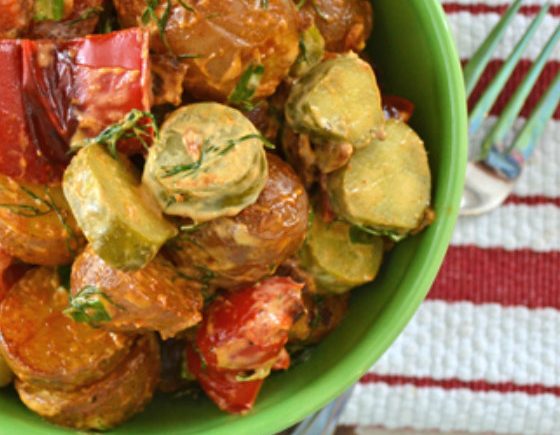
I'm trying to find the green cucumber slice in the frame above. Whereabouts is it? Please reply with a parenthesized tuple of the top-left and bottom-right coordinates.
(63, 144, 177, 270)
(285, 52, 384, 149)
(327, 119, 431, 239)
(143, 103, 268, 222)
(299, 214, 383, 294)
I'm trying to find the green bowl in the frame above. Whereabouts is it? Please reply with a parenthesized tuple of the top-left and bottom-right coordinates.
(0, 0, 467, 433)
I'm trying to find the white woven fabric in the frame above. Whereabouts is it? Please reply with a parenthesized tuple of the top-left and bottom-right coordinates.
(340, 1, 560, 433)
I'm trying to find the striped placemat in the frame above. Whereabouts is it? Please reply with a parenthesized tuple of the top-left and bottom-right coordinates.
(339, 1, 560, 434)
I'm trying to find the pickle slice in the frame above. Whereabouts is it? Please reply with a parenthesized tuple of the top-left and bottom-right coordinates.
(63, 144, 177, 270)
(299, 214, 383, 294)
(143, 103, 269, 222)
(285, 52, 384, 149)
(327, 119, 431, 239)
(291, 25, 325, 78)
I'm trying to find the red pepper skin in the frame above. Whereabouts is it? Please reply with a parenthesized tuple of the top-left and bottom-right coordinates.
(0, 29, 151, 184)
(186, 345, 264, 415)
(196, 277, 305, 372)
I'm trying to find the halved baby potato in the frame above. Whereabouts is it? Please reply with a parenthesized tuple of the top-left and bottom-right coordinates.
(0, 268, 133, 390)
(0, 174, 84, 265)
(327, 119, 431, 239)
(71, 245, 203, 339)
(16, 334, 160, 431)
(167, 154, 309, 290)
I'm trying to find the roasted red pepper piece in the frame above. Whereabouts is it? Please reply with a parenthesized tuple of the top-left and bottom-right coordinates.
(196, 277, 305, 372)
(186, 345, 264, 415)
(0, 28, 151, 184)
(383, 94, 415, 123)
(187, 277, 304, 414)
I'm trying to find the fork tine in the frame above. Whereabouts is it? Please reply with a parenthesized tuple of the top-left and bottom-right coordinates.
(463, 0, 523, 96)
(508, 71, 560, 159)
(469, 3, 551, 139)
(480, 23, 560, 156)
(483, 70, 560, 180)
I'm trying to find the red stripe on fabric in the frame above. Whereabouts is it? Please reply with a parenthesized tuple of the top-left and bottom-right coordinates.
(443, 3, 560, 16)
(505, 195, 560, 207)
(465, 60, 560, 120)
(360, 374, 560, 396)
(428, 246, 560, 309)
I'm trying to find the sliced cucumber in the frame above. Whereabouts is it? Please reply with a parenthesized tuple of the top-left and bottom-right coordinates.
(143, 103, 268, 222)
(327, 119, 431, 239)
(63, 144, 177, 270)
(299, 214, 383, 294)
(285, 52, 384, 149)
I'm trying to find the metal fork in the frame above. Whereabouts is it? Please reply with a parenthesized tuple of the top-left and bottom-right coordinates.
(461, 0, 560, 215)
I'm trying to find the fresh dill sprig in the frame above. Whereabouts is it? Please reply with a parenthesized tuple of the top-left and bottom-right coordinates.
(64, 285, 121, 326)
(72, 109, 158, 159)
(177, 0, 195, 12)
(349, 225, 406, 243)
(162, 134, 274, 178)
(228, 64, 265, 111)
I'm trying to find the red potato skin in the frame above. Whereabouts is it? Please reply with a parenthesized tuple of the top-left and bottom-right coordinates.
(16, 334, 161, 431)
(0, 177, 85, 266)
(0, 0, 32, 38)
(30, 0, 104, 39)
(0, 29, 151, 184)
(0, 268, 133, 390)
(114, 0, 300, 101)
(0, 250, 30, 302)
(167, 154, 310, 290)
(196, 277, 304, 371)
(71, 246, 203, 339)
(299, 0, 373, 53)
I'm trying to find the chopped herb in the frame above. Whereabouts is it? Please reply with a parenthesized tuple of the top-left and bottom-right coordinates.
(228, 64, 265, 111)
(33, 0, 65, 21)
(162, 134, 272, 178)
(296, 0, 308, 10)
(72, 109, 158, 159)
(64, 285, 121, 326)
(235, 367, 271, 382)
(68, 6, 103, 26)
(259, 0, 269, 9)
(142, 0, 173, 50)
(177, 0, 195, 12)
(349, 224, 406, 243)
(177, 53, 204, 60)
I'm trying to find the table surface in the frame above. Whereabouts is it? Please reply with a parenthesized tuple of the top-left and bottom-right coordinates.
(338, 1, 560, 434)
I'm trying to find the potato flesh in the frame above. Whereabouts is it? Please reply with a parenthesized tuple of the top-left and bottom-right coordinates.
(71, 246, 203, 339)
(167, 154, 309, 289)
(0, 268, 133, 390)
(299, 0, 373, 53)
(328, 119, 431, 235)
(16, 334, 160, 431)
(114, 0, 300, 101)
(286, 53, 385, 149)
(0, 174, 84, 266)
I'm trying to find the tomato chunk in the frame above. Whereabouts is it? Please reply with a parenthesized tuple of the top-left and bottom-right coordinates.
(187, 277, 304, 414)
(0, 29, 151, 184)
(196, 277, 305, 372)
(186, 346, 264, 415)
